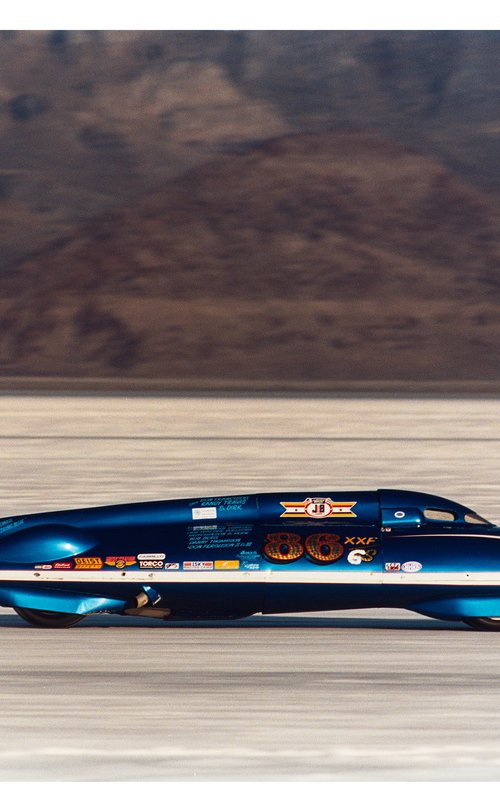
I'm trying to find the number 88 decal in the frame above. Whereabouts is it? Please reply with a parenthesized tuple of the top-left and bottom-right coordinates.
(263, 532, 344, 564)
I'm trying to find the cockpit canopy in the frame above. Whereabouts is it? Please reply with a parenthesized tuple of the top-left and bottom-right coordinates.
(379, 489, 492, 528)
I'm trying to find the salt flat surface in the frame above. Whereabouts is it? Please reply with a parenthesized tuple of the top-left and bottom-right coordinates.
(0, 394, 499, 781)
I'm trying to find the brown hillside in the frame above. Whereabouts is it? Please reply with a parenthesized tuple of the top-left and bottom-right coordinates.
(2, 131, 500, 382)
(3, 31, 500, 277)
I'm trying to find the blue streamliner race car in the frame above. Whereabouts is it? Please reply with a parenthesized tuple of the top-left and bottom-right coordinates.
(1, 488, 500, 631)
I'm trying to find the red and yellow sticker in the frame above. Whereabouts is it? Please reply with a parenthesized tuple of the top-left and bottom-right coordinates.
(104, 556, 136, 568)
(74, 557, 103, 569)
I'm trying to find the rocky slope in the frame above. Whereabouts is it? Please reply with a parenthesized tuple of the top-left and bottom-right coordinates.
(2, 30, 500, 272)
(3, 130, 500, 383)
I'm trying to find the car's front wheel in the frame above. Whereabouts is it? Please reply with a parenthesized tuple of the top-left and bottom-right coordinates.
(13, 607, 85, 628)
(463, 617, 500, 631)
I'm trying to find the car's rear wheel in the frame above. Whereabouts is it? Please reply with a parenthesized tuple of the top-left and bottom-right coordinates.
(13, 607, 85, 628)
(463, 617, 500, 631)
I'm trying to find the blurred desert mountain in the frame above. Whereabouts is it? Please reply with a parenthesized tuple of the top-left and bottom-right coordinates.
(2, 30, 500, 384)
(3, 129, 500, 383)
(2, 29, 500, 269)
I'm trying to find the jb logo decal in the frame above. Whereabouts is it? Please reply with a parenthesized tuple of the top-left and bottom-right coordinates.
(280, 498, 357, 519)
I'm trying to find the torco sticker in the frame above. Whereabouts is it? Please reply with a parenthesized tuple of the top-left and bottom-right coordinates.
(74, 557, 103, 569)
(402, 561, 422, 573)
(138, 553, 165, 561)
(104, 556, 136, 568)
(347, 549, 378, 565)
(280, 498, 357, 519)
(385, 562, 401, 572)
(139, 560, 164, 569)
(183, 561, 213, 570)
(192, 507, 217, 521)
(214, 560, 240, 570)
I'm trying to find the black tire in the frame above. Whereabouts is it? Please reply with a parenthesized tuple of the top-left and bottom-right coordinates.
(463, 617, 500, 631)
(13, 606, 85, 628)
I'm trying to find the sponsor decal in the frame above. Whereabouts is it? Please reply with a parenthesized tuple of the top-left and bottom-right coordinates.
(242, 562, 260, 570)
(214, 560, 240, 570)
(183, 561, 214, 570)
(138, 553, 165, 561)
(280, 498, 357, 519)
(344, 536, 378, 546)
(264, 532, 303, 563)
(74, 557, 103, 569)
(0, 518, 24, 534)
(192, 507, 217, 521)
(34, 564, 52, 570)
(139, 560, 164, 569)
(187, 523, 253, 551)
(104, 556, 136, 568)
(347, 548, 378, 565)
(385, 562, 401, 572)
(402, 561, 423, 573)
(53, 562, 73, 570)
(304, 533, 344, 563)
(164, 562, 180, 570)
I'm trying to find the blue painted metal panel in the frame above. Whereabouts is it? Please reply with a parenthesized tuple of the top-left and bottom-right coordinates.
(0, 585, 127, 615)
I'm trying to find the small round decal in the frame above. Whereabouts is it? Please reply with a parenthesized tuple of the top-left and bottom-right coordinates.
(401, 561, 422, 572)
(402, 561, 422, 573)
(394, 511, 405, 519)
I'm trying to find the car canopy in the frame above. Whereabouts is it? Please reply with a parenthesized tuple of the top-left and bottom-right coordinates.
(378, 488, 491, 528)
